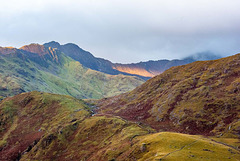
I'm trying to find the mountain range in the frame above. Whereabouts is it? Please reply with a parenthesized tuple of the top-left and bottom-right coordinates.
(0, 44, 144, 99)
(0, 41, 221, 99)
(44, 41, 221, 78)
(1, 41, 239, 160)
(0, 53, 239, 160)
(96, 53, 240, 138)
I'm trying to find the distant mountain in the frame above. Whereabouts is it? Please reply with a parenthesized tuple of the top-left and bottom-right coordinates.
(44, 41, 221, 78)
(96, 53, 240, 137)
(44, 41, 130, 76)
(0, 41, 223, 99)
(0, 44, 144, 99)
(1, 91, 239, 160)
(113, 59, 195, 77)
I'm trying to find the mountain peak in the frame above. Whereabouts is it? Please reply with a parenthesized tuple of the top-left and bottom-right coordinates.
(44, 41, 61, 49)
(44, 41, 83, 50)
(19, 43, 60, 64)
(20, 43, 47, 56)
(0, 46, 18, 55)
(62, 42, 85, 51)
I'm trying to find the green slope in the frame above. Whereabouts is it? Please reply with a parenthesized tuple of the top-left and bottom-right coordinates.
(0, 44, 144, 99)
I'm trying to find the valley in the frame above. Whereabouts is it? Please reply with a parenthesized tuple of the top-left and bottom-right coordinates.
(0, 43, 239, 160)
(0, 91, 239, 160)
(1, 0, 240, 160)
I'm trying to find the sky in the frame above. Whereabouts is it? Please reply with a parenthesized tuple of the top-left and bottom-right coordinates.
(1, 0, 240, 63)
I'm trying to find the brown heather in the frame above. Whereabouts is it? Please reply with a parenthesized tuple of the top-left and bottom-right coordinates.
(96, 53, 240, 137)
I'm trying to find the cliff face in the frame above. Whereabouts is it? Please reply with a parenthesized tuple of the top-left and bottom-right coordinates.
(44, 41, 119, 76)
(96, 54, 240, 137)
(20, 44, 60, 63)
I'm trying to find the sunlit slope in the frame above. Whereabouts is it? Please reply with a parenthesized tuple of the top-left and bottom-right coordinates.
(97, 54, 240, 137)
(129, 132, 239, 161)
(22, 121, 240, 161)
(0, 92, 239, 161)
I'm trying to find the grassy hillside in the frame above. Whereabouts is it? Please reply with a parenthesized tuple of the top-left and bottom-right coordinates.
(0, 91, 92, 160)
(129, 132, 239, 161)
(0, 44, 144, 99)
(96, 54, 240, 138)
(21, 118, 240, 161)
(0, 92, 239, 160)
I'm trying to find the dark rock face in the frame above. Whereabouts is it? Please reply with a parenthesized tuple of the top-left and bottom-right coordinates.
(44, 41, 221, 79)
(0, 43, 145, 99)
(44, 41, 119, 75)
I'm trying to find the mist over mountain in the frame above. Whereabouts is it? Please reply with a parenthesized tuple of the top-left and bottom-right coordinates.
(44, 41, 222, 78)
(184, 51, 222, 61)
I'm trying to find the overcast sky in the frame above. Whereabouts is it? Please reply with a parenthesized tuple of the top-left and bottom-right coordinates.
(1, 0, 240, 63)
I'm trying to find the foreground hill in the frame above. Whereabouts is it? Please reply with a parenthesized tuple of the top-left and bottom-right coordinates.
(0, 92, 239, 160)
(0, 91, 92, 160)
(0, 44, 144, 99)
(96, 54, 240, 138)
(44, 41, 220, 78)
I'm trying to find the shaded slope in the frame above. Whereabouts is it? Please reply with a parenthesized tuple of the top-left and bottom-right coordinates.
(0, 92, 239, 161)
(44, 41, 124, 76)
(0, 44, 144, 99)
(96, 54, 240, 137)
(45, 41, 220, 78)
